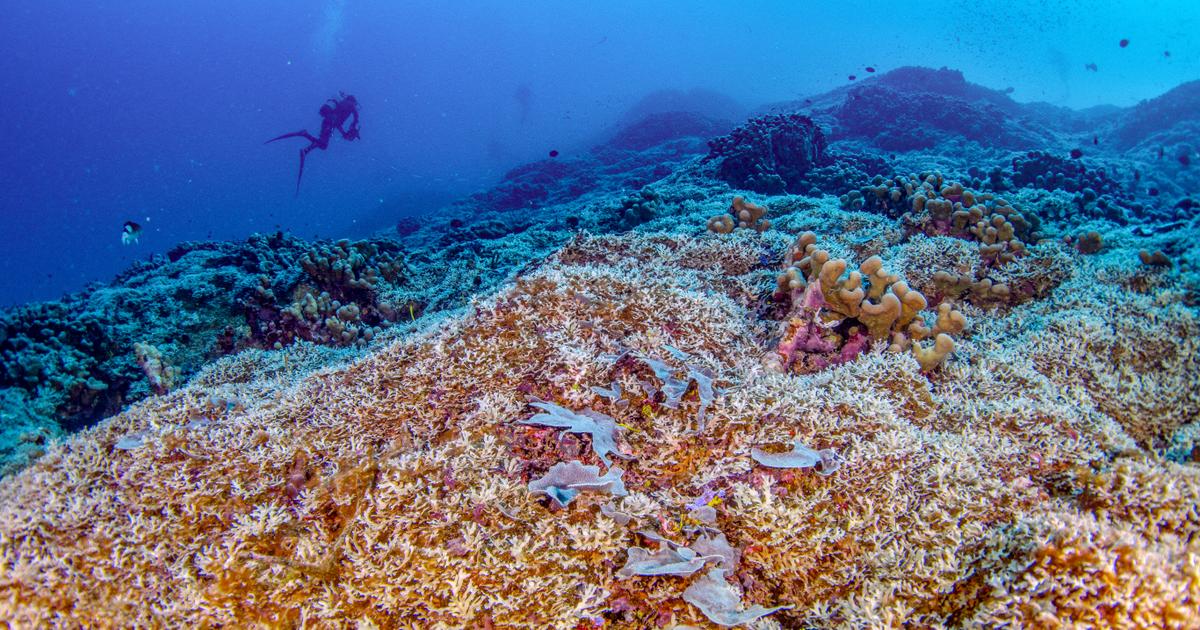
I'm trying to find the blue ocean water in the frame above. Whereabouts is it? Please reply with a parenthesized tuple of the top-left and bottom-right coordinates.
(1, 0, 1196, 306)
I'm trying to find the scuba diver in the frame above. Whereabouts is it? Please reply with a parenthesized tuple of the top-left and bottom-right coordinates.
(266, 92, 361, 195)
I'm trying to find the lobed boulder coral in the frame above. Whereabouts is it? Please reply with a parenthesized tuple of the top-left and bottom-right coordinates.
(769, 231, 966, 373)
(844, 171, 1080, 309)
(1010, 150, 1124, 197)
(1007, 150, 1136, 223)
(836, 171, 1076, 310)
(248, 238, 412, 348)
(706, 113, 829, 194)
(707, 196, 770, 234)
(615, 187, 663, 229)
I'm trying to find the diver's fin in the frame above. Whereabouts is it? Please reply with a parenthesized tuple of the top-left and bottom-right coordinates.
(266, 130, 311, 144)
(295, 148, 307, 196)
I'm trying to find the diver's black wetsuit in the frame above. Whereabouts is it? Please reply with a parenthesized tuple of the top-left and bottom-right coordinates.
(266, 93, 360, 195)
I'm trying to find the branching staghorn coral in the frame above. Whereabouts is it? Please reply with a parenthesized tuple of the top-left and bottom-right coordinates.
(0, 230, 1195, 628)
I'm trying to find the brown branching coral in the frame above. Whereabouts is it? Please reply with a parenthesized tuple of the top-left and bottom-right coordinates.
(0, 230, 1195, 628)
(971, 459, 1200, 628)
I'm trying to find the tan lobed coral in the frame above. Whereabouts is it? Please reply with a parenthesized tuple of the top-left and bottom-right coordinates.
(772, 231, 966, 372)
(133, 341, 180, 395)
(707, 196, 771, 234)
(848, 171, 1069, 310)
(0, 228, 1196, 628)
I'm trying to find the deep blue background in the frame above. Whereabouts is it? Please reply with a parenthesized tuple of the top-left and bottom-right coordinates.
(1, 0, 1196, 305)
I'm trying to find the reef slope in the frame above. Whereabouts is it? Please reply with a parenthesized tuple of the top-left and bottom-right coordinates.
(1, 66, 1199, 627)
(0, 213, 1196, 627)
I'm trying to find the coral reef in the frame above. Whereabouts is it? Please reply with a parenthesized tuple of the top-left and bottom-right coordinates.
(706, 113, 829, 194)
(769, 231, 966, 373)
(832, 82, 1050, 151)
(1, 231, 492, 458)
(0, 224, 1196, 627)
(2, 64, 1199, 627)
(1111, 80, 1200, 150)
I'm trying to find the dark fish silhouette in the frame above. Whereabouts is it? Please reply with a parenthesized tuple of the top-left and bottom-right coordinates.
(1119, 38, 1129, 48)
(848, 74, 856, 81)
(548, 150, 559, 158)
(1085, 62, 1099, 72)
(1070, 148, 1083, 159)
(1004, 87, 1015, 94)
(865, 66, 875, 73)
(1093, 135, 1098, 145)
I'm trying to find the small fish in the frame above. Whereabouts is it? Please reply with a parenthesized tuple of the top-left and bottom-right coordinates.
(1164, 50, 1171, 57)
(1180, 153, 1192, 167)
(865, 66, 875, 73)
(548, 149, 559, 158)
(1085, 62, 1099, 72)
(1158, 146, 1165, 160)
(1070, 148, 1083, 159)
(1004, 86, 1015, 94)
(1093, 135, 1098, 145)
(1119, 38, 1129, 48)
(1148, 187, 1159, 196)
(848, 74, 857, 81)
(121, 220, 142, 245)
